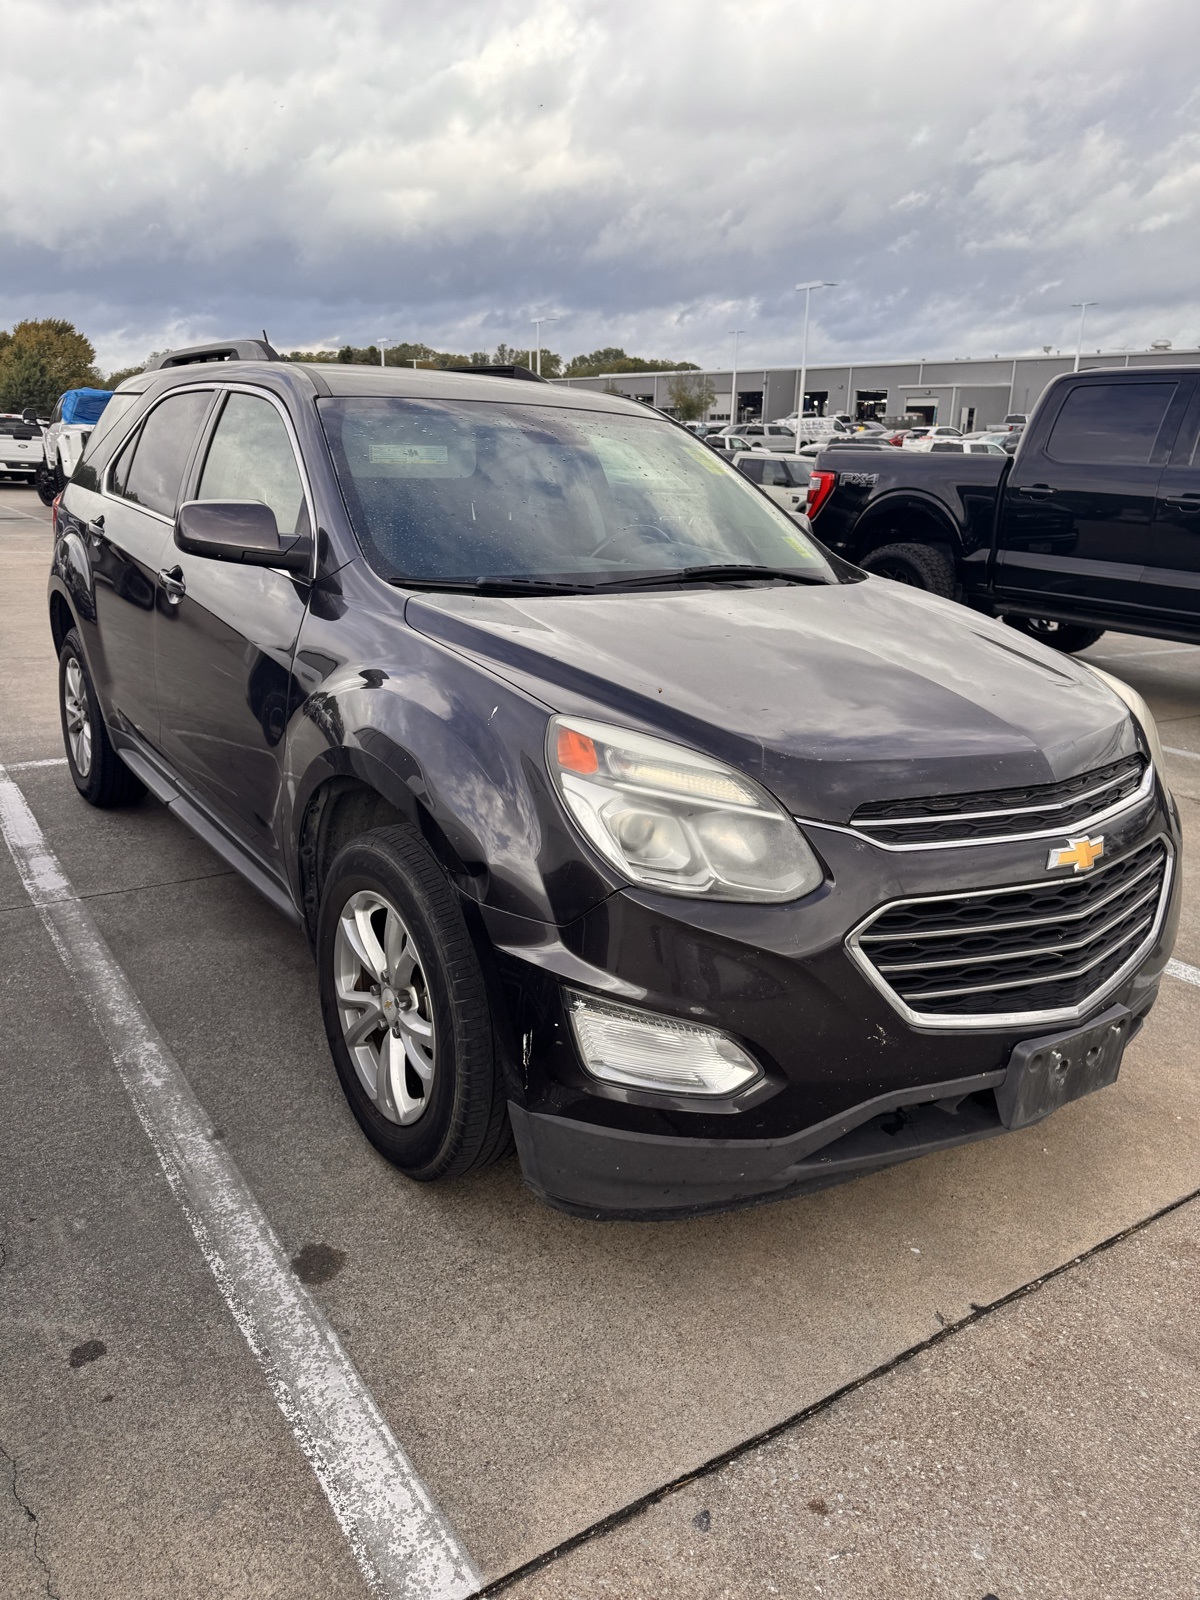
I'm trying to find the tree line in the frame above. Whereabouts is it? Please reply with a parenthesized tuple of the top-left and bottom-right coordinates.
(0, 319, 703, 414)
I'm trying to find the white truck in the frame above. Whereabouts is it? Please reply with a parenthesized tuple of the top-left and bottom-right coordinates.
(36, 387, 112, 505)
(0, 410, 44, 484)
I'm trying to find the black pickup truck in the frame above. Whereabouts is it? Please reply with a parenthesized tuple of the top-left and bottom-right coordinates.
(807, 365, 1200, 652)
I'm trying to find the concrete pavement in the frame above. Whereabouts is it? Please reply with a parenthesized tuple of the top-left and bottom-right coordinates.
(2, 481, 1199, 1596)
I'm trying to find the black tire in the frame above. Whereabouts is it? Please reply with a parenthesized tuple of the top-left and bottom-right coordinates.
(860, 541, 957, 597)
(58, 629, 146, 807)
(35, 466, 58, 507)
(316, 824, 513, 1181)
(1002, 615, 1105, 654)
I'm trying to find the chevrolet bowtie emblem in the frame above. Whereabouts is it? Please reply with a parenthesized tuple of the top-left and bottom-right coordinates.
(1047, 835, 1105, 873)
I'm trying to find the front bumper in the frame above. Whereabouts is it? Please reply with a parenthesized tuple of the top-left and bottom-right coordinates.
(491, 784, 1181, 1218)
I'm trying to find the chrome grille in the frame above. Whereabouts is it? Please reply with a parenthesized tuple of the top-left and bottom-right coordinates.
(849, 838, 1171, 1027)
(849, 754, 1147, 847)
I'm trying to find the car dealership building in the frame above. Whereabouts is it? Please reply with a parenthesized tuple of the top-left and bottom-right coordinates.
(552, 345, 1198, 430)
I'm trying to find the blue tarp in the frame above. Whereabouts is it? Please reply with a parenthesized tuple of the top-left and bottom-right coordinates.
(61, 388, 112, 425)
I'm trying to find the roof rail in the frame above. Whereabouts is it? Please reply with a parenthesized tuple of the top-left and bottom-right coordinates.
(458, 363, 547, 383)
(146, 338, 284, 371)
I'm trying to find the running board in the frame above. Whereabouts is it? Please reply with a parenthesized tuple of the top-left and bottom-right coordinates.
(116, 746, 301, 926)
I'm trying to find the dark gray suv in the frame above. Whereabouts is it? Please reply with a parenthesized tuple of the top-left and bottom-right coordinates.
(48, 341, 1181, 1218)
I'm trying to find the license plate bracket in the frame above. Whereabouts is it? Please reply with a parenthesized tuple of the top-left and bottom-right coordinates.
(997, 1004, 1133, 1130)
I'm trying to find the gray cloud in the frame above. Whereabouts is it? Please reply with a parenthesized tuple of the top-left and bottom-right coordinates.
(2, 0, 1198, 370)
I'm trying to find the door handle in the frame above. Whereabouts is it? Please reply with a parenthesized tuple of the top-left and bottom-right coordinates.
(87, 514, 105, 545)
(1162, 493, 1200, 511)
(1016, 484, 1055, 500)
(158, 565, 187, 604)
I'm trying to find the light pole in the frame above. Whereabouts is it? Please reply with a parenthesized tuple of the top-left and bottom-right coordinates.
(1071, 302, 1097, 372)
(531, 316, 559, 377)
(378, 338, 396, 369)
(728, 330, 744, 426)
(794, 281, 837, 429)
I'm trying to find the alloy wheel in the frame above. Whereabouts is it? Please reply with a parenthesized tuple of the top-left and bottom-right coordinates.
(333, 890, 437, 1125)
(63, 656, 93, 778)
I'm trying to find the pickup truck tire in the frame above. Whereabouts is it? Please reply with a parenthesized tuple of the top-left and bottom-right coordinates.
(1002, 616, 1105, 654)
(58, 629, 147, 807)
(316, 824, 514, 1183)
(859, 542, 957, 598)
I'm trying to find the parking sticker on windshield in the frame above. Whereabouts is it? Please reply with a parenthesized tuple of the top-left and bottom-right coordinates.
(369, 443, 450, 465)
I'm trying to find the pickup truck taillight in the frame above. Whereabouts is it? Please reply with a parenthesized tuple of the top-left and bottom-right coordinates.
(806, 470, 836, 519)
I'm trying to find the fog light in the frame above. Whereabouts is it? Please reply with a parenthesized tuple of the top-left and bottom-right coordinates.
(566, 991, 761, 1096)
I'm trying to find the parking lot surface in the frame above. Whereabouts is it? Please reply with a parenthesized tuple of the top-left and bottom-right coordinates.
(3, 480, 1199, 1597)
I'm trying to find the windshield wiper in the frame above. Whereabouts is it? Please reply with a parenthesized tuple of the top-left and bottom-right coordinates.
(587, 563, 829, 592)
(393, 575, 593, 596)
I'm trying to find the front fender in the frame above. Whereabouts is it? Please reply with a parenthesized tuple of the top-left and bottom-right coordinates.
(285, 597, 620, 929)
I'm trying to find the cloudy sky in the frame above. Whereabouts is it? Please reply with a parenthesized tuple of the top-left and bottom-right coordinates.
(3, 0, 1198, 373)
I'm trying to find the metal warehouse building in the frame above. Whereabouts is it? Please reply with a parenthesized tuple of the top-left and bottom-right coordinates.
(553, 345, 1198, 430)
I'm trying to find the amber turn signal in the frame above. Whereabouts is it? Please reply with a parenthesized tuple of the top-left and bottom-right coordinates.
(556, 726, 599, 774)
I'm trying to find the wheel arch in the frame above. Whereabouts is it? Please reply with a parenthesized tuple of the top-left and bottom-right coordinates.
(850, 493, 963, 564)
(49, 586, 77, 655)
(294, 755, 482, 946)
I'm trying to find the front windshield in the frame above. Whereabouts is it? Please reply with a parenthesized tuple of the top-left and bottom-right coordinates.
(318, 397, 838, 587)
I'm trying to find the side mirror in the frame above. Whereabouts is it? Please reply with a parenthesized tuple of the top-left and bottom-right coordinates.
(21, 408, 38, 425)
(174, 500, 311, 574)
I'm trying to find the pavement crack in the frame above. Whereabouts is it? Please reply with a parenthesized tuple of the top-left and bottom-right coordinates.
(1, 1440, 61, 1600)
(476, 1180, 1200, 1597)
(0, 867, 237, 915)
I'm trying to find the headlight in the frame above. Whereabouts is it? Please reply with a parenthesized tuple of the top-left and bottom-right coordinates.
(1082, 665, 1166, 774)
(547, 716, 823, 901)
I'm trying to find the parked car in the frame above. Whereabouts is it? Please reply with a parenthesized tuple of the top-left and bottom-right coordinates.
(908, 439, 1008, 455)
(901, 425, 963, 448)
(703, 433, 750, 459)
(806, 363, 1200, 653)
(974, 430, 1023, 456)
(38, 387, 113, 505)
(0, 411, 43, 481)
(49, 342, 1180, 1218)
(720, 422, 797, 453)
(732, 451, 812, 518)
(785, 416, 855, 447)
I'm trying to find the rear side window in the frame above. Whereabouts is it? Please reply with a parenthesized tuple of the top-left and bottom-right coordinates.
(1047, 382, 1177, 466)
(761, 460, 790, 485)
(738, 458, 765, 482)
(118, 391, 213, 516)
(196, 392, 306, 535)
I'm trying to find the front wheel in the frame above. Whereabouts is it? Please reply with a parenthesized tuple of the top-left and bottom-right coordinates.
(1003, 616, 1105, 654)
(58, 629, 146, 807)
(316, 824, 512, 1181)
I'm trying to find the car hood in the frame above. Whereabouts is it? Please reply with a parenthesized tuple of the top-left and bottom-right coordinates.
(406, 579, 1136, 821)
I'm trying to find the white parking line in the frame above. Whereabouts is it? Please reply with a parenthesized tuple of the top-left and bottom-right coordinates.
(1165, 747, 1200, 763)
(7, 757, 69, 770)
(0, 765, 480, 1600)
(1167, 958, 1200, 989)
